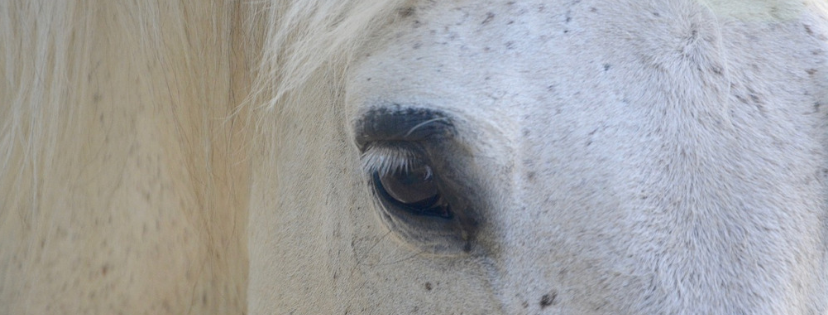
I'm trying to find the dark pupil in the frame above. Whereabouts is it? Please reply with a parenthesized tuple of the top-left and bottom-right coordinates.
(379, 165, 438, 205)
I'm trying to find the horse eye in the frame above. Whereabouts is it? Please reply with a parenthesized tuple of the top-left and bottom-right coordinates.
(373, 163, 451, 218)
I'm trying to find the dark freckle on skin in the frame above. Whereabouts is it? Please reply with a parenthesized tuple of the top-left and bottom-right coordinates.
(805, 24, 813, 35)
(603, 64, 611, 71)
(540, 291, 558, 308)
(425, 282, 432, 291)
(653, 12, 660, 17)
(590, 7, 597, 12)
(413, 42, 421, 49)
(807, 68, 817, 76)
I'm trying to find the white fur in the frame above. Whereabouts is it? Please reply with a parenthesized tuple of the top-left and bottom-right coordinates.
(3, 0, 828, 314)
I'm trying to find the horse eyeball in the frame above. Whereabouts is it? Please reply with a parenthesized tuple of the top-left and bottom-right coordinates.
(378, 165, 438, 205)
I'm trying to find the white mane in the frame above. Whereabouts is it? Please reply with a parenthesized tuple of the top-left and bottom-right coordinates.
(256, 0, 406, 109)
(0, 0, 405, 204)
(0, 1, 264, 313)
(0, 1, 410, 313)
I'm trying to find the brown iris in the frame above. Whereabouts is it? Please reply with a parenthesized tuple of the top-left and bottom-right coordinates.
(373, 164, 449, 218)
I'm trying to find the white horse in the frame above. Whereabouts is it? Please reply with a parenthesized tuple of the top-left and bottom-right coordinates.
(2, 0, 828, 314)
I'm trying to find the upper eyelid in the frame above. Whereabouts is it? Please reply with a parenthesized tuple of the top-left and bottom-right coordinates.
(354, 107, 455, 150)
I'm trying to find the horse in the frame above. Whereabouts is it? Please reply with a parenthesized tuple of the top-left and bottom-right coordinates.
(2, 0, 828, 314)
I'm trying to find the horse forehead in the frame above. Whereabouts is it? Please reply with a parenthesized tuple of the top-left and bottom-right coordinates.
(351, 0, 697, 110)
(351, 0, 827, 132)
(350, 0, 570, 128)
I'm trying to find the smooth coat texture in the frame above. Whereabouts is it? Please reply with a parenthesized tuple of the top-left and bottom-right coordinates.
(3, 0, 828, 314)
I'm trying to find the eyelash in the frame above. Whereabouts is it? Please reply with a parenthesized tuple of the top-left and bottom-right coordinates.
(360, 144, 425, 177)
